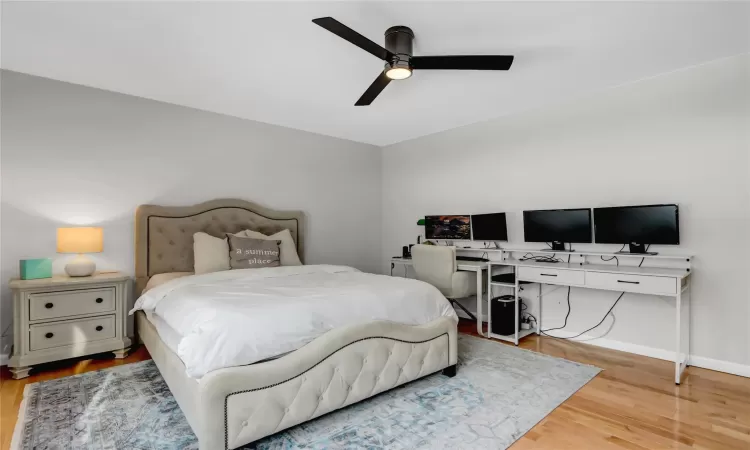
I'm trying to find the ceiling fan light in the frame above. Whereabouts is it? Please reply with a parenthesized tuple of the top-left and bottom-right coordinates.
(385, 67, 412, 80)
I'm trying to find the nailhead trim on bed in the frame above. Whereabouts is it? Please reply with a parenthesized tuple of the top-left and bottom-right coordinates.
(223, 333, 449, 450)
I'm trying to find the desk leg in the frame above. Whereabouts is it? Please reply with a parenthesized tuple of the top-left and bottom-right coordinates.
(390, 263, 394, 276)
(536, 282, 542, 335)
(685, 279, 691, 368)
(514, 275, 520, 345)
(675, 290, 682, 384)
(675, 279, 691, 385)
(476, 268, 485, 337)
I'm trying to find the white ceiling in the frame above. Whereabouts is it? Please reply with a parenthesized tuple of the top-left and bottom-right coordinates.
(2, 2, 749, 146)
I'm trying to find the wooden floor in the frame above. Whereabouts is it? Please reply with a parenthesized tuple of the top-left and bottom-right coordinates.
(2, 321, 749, 449)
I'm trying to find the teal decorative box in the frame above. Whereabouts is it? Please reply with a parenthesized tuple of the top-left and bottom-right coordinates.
(20, 258, 53, 280)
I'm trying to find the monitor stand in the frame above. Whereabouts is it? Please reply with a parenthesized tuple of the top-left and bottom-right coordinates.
(547, 241, 574, 252)
(615, 243, 658, 255)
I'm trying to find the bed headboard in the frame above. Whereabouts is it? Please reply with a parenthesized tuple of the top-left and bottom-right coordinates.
(135, 198, 305, 294)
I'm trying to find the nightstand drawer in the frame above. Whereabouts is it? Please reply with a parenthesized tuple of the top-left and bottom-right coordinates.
(29, 288, 115, 321)
(29, 315, 116, 351)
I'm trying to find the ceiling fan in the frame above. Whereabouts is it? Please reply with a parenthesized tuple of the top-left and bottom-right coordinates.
(312, 17, 514, 106)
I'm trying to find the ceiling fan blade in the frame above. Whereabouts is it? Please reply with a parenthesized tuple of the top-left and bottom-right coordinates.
(412, 55, 514, 70)
(355, 72, 391, 106)
(312, 17, 393, 61)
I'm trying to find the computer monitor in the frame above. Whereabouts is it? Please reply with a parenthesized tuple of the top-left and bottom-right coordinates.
(471, 213, 508, 242)
(425, 215, 471, 240)
(523, 208, 592, 251)
(594, 204, 679, 254)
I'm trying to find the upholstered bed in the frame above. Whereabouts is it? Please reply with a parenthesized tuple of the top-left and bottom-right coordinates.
(134, 199, 458, 449)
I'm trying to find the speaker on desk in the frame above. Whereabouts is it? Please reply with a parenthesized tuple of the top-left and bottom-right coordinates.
(402, 246, 410, 258)
(490, 295, 522, 336)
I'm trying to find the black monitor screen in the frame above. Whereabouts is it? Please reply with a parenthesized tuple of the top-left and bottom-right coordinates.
(594, 204, 679, 245)
(523, 209, 592, 243)
(425, 215, 471, 240)
(471, 213, 508, 241)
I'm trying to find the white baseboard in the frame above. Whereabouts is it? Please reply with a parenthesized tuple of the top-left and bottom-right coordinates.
(689, 355, 750, 378)
(547, 329, 676, 360)
(545, 330, 750, 378)
(0, 352, 9, 367)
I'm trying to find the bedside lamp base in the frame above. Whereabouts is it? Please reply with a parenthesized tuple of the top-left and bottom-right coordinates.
(65, 254, 96, 277)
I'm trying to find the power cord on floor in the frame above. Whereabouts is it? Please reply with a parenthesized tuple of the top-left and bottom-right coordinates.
(552, 292, 625, 339)
(539, 291, 626, 340)
(540, 286, 572, 333)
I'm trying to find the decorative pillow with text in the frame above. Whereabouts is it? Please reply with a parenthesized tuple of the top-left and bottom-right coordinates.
(226, 234, 281, 269)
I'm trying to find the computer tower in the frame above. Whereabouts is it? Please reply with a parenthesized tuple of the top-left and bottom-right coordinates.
(490, 295, 521, 336)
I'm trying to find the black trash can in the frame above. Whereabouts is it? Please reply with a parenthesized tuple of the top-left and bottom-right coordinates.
(490, 295, 521, 336)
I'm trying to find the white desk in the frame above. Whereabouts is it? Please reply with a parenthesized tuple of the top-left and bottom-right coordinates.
(492, 257, 691, 384)
(390, 257, 489, 337)
(392, 250, 693, 384)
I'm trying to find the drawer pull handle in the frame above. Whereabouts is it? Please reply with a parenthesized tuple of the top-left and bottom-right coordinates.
(45, 332, 54, 339)
(96, 326, 103, 331)
(45, 303, 54, 309)
(540, 273, 558, 277)
(617, 280, 640, 284)
(95, 298, 103, 304)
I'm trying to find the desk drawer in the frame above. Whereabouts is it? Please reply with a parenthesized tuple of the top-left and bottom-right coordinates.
(29, 315, 116, 351)
(585, 272, 677, 295)
(29, 288, 115, 321)
(517, 266, 584, 285)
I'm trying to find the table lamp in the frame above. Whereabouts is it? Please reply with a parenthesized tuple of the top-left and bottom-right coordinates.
(57, 227, 103, 277)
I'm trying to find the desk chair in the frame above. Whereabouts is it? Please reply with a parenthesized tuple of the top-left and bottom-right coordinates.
(411, 244, 479, 320)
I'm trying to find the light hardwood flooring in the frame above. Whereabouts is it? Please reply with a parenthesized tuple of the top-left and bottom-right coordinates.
(1, 321, 748, 449)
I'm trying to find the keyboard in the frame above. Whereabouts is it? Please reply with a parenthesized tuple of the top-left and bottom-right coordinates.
(456, 256, 489, 262)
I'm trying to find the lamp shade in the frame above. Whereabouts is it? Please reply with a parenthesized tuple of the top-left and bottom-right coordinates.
(57, 227, 103, 254)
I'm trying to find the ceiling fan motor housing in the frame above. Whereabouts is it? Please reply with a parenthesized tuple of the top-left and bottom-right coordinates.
(384, 26, 414, 71)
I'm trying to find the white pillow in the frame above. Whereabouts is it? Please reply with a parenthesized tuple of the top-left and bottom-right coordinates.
(193, 232, 230, 274)
(238, 229, 302, 266)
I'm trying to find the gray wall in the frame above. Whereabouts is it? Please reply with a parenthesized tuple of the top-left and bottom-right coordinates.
(3, 55, 749, 375)
(0, 70, 382, 353)
(381, 55, 750, 371)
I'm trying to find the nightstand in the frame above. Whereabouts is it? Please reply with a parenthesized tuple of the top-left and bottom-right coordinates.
(8, 272, 132, 379)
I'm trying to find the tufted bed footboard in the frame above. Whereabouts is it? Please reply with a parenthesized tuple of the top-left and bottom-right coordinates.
(136, 312, 457, 450)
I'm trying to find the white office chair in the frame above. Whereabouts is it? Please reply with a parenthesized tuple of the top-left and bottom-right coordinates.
(411, 244, 478, 320)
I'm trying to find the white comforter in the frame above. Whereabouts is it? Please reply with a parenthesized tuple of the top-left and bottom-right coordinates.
(131, 265, 457, 378)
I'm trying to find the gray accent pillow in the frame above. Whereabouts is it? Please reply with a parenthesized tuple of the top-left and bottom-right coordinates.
(226, 234, 281, 269)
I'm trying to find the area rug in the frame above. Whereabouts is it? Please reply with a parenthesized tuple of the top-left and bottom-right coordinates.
(12, 335, 600, 449)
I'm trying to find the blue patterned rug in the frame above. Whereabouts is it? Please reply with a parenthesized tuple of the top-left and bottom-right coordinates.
(13, 335, 599, 449)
